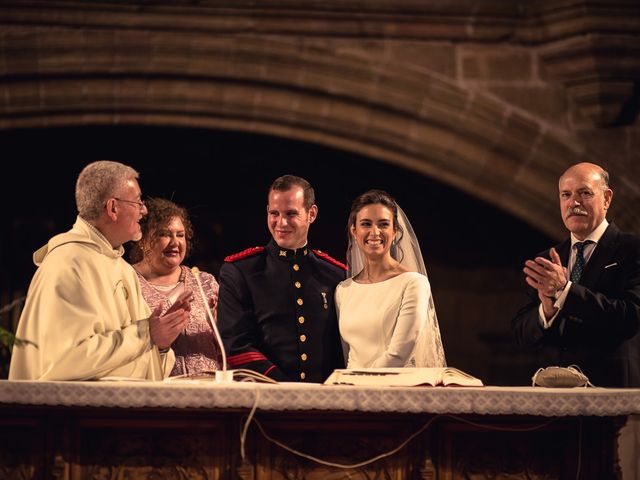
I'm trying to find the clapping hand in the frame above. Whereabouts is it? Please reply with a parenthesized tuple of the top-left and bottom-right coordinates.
(149, 290, 193, 350)
(523, 248, 567, 319)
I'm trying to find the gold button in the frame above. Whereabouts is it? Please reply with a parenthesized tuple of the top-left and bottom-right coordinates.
(297, 298, 303, 305)
(301, 353, 308, 361)
(298, 316, 305, 324)
(300, 372, 306, 380)
(295, 281, 301, 288)
(293, 264, 299, 271)
(300, 334, 306, 342)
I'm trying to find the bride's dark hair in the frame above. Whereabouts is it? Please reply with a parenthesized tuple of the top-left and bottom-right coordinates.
(344, 190, 447, 368)
(346, 189, 404, 272)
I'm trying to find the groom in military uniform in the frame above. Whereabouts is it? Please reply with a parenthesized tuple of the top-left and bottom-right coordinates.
(218, 175, 346, 382)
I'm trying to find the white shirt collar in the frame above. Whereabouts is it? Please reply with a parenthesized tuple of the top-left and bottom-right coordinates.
(570, 218, 609, 248)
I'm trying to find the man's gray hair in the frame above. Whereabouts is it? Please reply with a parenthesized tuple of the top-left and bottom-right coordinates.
(76, 161, 140, 220)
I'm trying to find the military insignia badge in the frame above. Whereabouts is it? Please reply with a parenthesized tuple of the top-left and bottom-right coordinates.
(321, 292, 328, 309)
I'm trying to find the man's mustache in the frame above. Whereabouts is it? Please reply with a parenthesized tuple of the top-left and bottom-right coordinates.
(566, 206, 588, 217)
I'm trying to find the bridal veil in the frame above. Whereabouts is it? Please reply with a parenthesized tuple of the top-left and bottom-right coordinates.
(347, 205, 447, 368)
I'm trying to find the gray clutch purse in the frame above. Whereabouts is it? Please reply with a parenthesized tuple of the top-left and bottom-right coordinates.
(531, 365, 592, 388)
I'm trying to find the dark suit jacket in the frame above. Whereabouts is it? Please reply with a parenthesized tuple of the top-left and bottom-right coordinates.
(217, 239, 346, 383)
(512, 223, 640, 387)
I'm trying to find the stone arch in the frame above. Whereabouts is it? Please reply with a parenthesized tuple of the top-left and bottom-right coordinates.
(2, 29, 592, 239)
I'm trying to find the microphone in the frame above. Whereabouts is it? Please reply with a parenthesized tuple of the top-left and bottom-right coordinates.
(191, 266, 233, 383)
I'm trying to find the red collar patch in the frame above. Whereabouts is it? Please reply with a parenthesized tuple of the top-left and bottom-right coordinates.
(224, 246, 265, 262)
(312, 249, 347, 270)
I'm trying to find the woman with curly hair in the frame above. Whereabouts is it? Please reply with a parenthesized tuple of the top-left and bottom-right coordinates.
(130, 197, 221, 376)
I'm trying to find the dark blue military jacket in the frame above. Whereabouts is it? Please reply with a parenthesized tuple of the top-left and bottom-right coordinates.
(218, 239, 346, 382)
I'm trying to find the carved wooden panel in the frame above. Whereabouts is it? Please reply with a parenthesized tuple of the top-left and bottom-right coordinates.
(436, 416, 617, 480)
(251, 413, 429, 480)
(0, 418, 45, 480)
(69, 416, 232, 480)
(0, 406, 622, 479)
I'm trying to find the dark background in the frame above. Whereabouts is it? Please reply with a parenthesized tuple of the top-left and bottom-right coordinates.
(1, 125, 552, 280)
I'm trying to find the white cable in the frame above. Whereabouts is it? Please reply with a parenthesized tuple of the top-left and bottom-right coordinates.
(249, 414, 438, 469)
(191, 266, 227, 372)
(245, 412, 557, 470)
(240, 386, 260, 462)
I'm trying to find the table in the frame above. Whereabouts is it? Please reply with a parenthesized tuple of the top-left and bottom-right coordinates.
(1, 380, 638, 479)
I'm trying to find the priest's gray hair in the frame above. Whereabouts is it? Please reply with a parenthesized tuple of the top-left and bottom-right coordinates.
(76, 160, 140, 221)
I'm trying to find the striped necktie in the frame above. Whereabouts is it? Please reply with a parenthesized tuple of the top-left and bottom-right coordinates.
(570, 241, 592, 283)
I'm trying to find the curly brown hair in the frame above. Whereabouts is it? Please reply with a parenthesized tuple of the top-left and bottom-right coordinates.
(129, 197, 194, 264)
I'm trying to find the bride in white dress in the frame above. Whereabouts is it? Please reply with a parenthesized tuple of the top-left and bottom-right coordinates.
(335, 189, 446, 368)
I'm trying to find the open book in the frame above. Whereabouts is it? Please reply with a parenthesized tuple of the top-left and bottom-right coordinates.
(323, 367, 483, 387)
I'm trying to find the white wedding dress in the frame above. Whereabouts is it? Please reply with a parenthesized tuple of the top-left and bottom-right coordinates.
(337, 205, 446, 369)
(336, 272, 434, 368)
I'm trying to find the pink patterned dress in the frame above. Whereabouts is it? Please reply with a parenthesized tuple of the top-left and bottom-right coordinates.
(136, 265, 222, 376)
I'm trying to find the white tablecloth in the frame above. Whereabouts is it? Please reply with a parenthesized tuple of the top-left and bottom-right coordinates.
(2, 380, 640, 416)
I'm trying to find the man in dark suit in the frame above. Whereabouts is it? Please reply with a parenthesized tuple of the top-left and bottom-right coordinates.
(512, 162, 640, 387)
(217, 175, 346, 382)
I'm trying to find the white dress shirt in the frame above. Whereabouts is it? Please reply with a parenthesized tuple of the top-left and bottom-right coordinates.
(539, 219, 609, 329)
